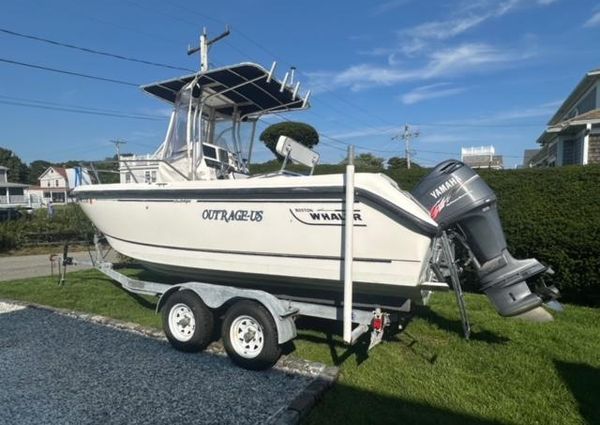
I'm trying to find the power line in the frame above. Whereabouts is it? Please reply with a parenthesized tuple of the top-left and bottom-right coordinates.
(0, 95, 164, 121)
(0, 27, 195, 72)
(0, 94, 165, 118)
(0, 57, 139, 86)
(0, 99, 160, 120)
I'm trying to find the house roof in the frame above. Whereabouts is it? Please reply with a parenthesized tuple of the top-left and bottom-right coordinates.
(39, 166, 68, 180)
(0, 166, 8, 170)
(537, 108, 600, 145)
(548, 69, 600, 126)
(523, 149, 541, 165)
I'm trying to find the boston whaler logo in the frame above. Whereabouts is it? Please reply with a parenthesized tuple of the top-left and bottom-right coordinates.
(202, 209, 263, 223)
(290, 208, 366, 227)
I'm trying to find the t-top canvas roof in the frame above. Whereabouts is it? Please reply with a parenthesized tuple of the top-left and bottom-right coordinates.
(141, 62, 308, 118)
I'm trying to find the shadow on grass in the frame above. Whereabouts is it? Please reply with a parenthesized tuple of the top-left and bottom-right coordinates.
(415, 306, 510, 344)
(293, 317, 371, 366)
(307, 382, 509, 425)
(554, 360, 600, 425)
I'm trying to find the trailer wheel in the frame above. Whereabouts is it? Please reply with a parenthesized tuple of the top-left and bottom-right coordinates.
(222, 300, 281, 370)
(162, 290, 214, 352)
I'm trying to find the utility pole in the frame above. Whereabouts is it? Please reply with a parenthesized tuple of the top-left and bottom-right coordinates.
(110, 139, 127, 159)
(392, 124, 420, 169)
(187, 26, 231, 72)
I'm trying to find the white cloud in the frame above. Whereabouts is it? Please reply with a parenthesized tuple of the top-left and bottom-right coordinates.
(423, 43, 525, 78)
(584, 11, 600, 28)
(402, 14, 490, 42)
(401, 83, 466, 104)
(328, 125, 398, 141)
(395, 0, 555, 54)
(310, 1, 551, 94)
(307, 43, 525, 92)
(371, 0, 412, 16)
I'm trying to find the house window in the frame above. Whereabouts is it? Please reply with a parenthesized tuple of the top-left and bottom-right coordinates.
(563, 139, 582, 165)
(145, 171, 151, 183)
(125, 173, 131, 183)
(151, 171, 157, 183)
(52, 192, 65, 203)
(55, 180, 59, 187)
(47, 181, 50, 187)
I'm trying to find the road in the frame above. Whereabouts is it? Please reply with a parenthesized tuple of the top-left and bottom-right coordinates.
(0, 305, 322, 425)
(0, 251, 117, 282)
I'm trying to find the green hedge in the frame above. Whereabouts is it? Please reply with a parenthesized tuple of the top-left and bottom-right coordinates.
(0, 204, 94, 251)
(477, 166, 600, 306)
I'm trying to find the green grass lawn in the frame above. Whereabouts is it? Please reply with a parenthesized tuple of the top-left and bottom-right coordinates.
(0, 269, 598, 425)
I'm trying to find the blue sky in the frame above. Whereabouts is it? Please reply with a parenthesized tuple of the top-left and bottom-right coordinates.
(1, 0, 599, 168)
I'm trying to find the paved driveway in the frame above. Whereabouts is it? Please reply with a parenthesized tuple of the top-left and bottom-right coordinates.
(0, 251, 117, 282)
(0, 304, 323, 425)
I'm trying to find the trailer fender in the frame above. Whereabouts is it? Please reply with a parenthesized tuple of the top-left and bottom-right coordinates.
(156, 282, 297, 344)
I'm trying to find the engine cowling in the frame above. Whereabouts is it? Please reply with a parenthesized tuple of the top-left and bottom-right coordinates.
(412, 160, 552, 317)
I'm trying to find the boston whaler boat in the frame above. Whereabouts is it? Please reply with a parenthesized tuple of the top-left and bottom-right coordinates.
(73, 36, 559, 369)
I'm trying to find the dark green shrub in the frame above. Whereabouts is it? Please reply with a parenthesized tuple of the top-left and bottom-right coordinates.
(477, 166, 600, 306)
(0, 204, 95, 252)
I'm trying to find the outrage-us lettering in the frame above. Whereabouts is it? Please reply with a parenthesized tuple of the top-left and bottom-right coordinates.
(202, 209, 263, 223)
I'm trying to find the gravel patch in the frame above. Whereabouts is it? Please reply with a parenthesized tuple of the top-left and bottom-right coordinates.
(0, 306, 331, 425)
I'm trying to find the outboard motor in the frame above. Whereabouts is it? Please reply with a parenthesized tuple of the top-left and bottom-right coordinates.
(412, 160, 557, 317)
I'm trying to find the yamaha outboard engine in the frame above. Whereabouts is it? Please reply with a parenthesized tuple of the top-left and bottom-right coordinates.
(412, 160, 557, 317)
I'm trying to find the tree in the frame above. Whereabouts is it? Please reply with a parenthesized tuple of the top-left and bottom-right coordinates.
(340, 152, 385, 170)
(387, 156, 421, 169)
(259, 122, 319, 160)
(0, 147, 28, 183)
(27, 160, 54, 185)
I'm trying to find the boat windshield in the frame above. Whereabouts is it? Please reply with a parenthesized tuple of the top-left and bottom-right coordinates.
(164, 88, 195, 158)
(211, 117, 255, 166)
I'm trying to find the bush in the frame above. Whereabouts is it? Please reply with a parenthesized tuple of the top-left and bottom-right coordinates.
(0, 204, 95, 252)
(477, 166, 600, 306)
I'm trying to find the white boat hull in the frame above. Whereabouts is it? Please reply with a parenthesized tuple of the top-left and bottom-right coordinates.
(75, 173, 438, 304)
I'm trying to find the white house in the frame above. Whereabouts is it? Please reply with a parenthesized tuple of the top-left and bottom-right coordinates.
(461, 146, 504, 169)
(27, 166, 91, 205)
(119, 153, 159, 184)
(532, 69, 600, 166)
(0, 165, 29, 208)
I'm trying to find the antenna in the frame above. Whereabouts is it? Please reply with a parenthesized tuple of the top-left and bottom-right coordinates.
(187, 25, 230, 72)
(392, 125, 419, 169)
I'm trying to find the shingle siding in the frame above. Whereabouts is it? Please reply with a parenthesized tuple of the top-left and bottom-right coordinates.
(588, 135, 600, 164)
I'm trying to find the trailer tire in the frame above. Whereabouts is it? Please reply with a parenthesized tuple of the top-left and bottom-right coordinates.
(222, 300, 281, 370)
(162, 289, 213, 352)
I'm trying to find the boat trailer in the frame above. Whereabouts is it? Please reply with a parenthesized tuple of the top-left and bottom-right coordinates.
(53, 147, 472, 370)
